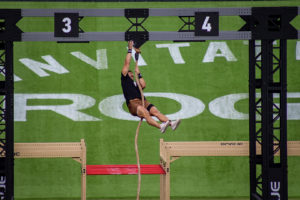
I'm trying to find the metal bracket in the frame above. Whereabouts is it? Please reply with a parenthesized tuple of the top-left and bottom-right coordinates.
(125, 8, 149, 18)
(178, 16, 195, 32)
(78, 16, 84, 33)
(0, 9, 23, 41)
(239, 7, 298, 39)
(125, 9, 149, 48)
(175, 16, 206, 42)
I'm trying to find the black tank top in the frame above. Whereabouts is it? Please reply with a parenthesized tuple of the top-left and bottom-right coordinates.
(121, 73, 142, 105)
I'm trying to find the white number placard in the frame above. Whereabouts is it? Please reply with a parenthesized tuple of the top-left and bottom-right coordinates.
(195, 12, 219, 36)
(55, 13, 79, 37)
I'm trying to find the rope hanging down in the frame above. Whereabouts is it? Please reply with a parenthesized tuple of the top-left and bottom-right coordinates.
(134, 50, 143, 200)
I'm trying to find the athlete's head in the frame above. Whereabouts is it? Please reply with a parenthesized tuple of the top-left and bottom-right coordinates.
(128, 70, 134, 80)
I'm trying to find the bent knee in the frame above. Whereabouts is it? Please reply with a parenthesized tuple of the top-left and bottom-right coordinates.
(137, 105, 150, 116)
(150, 107, 161, 116)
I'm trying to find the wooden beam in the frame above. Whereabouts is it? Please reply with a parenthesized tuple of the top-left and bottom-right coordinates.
(1, 139, 86, 200)
(161, 140, 300, 157)
(159, 139, 300, 200)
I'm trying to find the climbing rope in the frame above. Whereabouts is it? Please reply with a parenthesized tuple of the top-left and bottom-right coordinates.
(134, 51, 143, 200)
(135, 119, 142, 200)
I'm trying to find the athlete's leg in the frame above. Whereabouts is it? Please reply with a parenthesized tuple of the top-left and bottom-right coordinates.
(136, 105, 161, 129)
(149, 105, 181, 131)
(149, 106, 169, 123)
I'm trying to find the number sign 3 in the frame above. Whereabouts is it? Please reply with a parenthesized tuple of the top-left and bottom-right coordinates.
(195, 12, 219, 36)
(55, 13, 79, 37)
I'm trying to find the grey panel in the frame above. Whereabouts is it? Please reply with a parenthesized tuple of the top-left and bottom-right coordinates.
(20, 7, 300, 17)
(22, 31, 251, 41)
(149, 31, 251, 41)
(149, 8, 251, 16)
(22, 32, 124, 41)
(22, 9, 124, 17)
(22, 7, 252, 17)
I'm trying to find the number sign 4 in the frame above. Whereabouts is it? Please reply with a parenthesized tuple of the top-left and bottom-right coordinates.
(55, 13, 79, 37)
(195, 12, 219, 36)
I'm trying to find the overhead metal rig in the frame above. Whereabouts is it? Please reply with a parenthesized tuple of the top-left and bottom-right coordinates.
(0, 6, 300, 200)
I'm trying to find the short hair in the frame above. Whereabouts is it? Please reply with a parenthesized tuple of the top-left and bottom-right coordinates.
(128, 70, 132, 73)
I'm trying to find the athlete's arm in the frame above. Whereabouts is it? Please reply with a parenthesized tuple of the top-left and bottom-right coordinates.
(121, 41, 134, 76)
(135, 55, 146, 89)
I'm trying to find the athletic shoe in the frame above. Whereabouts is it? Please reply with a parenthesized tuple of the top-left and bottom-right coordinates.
(160, 121, 170, 133)
(171, 119, 181, 131)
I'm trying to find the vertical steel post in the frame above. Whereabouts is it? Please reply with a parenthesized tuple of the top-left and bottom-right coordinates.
(249, 39, 258, 199)
(247, 7, 297, 200)
(5, 40, 14, 200)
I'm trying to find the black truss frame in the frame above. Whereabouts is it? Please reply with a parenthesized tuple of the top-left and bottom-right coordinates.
(249, 38, 288, 200)
(0, 9, 21, 200)
(0, 6, 299, 200)
(124, 8, 149, 48)
(247, 7, 297, 200)
(0, 32, 15, 200)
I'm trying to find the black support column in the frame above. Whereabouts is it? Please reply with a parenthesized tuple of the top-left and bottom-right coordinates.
(0, 40, 14, 200)
(246, 7, 298, 200)
(0, 9, 22, 200)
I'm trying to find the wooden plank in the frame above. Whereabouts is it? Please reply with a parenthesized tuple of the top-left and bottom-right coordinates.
(14, 150, 83, 158)
(15, 143, 82, 148)
(0, 140, 86, 200)
(11, 142, 83, 158)
(159, 139, 300, 200)
(162, 141, 300, 157)
(163, 141, 249, 147)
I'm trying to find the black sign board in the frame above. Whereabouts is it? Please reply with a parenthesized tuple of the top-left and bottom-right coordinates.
(55, 13, 79, 37)
(195, 12, 219, 36)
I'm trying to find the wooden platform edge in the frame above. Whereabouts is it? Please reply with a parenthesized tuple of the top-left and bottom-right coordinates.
(0, 139, 87, 200)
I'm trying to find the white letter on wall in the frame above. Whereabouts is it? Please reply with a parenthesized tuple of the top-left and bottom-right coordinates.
(71, 49, 108, 69)
(203, 42, 237, 63)
(14, 94, 101, 121)
(99, 92, 205, 121)
(209, 92, 300, 120)
(156, 43, 190, 64)
(19, 55, 69, 77)
(128, 47, 147, 66)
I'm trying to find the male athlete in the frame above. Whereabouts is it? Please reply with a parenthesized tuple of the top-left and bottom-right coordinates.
(121, 41, 181, 133)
